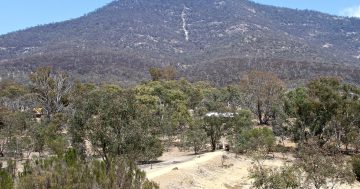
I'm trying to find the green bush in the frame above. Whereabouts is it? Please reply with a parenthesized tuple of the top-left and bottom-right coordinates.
(0, 169, 13, 189)
(352, 156, 360, 181)
(250, 165, 300, 189)
(236, 127, 276, 153)
(64, 148, 77, 166)
(18, 157, 158, 189)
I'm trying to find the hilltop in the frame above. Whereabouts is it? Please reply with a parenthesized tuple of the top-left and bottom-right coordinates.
(0, 0, 359, 85)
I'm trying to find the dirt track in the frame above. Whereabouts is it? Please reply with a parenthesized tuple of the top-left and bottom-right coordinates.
(143, 150, 225, 180)
(141, 147, 360, 189)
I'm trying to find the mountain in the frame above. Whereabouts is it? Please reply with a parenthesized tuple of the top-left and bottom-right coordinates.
(0, 0, 360, 86)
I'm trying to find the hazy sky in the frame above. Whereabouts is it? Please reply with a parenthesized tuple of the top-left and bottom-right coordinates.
(254, 0, 360, 17)
(0, 0, 360, 35)
(0, 0, 113, 35)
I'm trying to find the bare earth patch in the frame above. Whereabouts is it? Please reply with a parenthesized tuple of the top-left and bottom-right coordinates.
(141, 147, 360, 189)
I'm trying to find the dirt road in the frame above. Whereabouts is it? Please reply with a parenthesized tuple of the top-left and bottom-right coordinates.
(141, 148, 360, 189)
(142, 150, 225, 180)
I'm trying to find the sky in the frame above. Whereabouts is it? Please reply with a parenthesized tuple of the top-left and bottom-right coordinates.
(0, 0, 113, 35)
(253, 0, 360, 17)
(0, 0, 360, 35)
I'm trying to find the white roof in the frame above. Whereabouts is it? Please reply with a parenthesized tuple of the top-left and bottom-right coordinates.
(205, 112, 234, 118)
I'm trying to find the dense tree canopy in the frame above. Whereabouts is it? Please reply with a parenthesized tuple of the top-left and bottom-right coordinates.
(0, 67, 359, 188)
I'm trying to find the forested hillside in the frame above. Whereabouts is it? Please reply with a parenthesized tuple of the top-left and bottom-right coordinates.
(0, 0, 360, 85)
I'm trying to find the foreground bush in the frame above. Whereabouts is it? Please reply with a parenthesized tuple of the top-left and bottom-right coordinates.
(3, 149, 158, 189)
(0, 169, 13, 189)
(18, 158, 157, 189)
(353, 156, 360, 181)
(250, 164, 300, 189)
(250, 145, 356, 189)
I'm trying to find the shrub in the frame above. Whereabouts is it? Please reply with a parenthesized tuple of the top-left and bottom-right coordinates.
(236, 127, 276, 153)
(250, 165, 300, 189)
(0, 169, 13, 189)
(18, 157, 158, 189)
(352, 156, 360, 181)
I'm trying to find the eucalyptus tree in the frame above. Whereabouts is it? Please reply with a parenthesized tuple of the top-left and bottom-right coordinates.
(134, 80, 192, 148)
(227, 109, 253, 154)
(29, 67, 72, 120)
(240, 71, 284, 125)
(285, 77, 360, 152)
(181, 118, 208, 154)
(70, 85, 163, 171)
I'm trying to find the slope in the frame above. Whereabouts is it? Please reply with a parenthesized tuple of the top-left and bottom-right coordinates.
(0, 0, 359, 85)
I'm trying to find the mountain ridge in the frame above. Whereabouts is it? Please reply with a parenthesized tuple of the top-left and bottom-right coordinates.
(0, 0, 360, 85)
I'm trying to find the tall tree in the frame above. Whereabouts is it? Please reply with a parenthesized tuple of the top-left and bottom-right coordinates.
(286, 77, 360, 151)
(29, 67, 72, 120)
(203, 116, 227, 152)
(227, 110, 253, 154)
(134, 80, 191, 148)
(240, 71, 284, 125)
(70, 85, 163, 171)
(181, 118, 208, 154)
